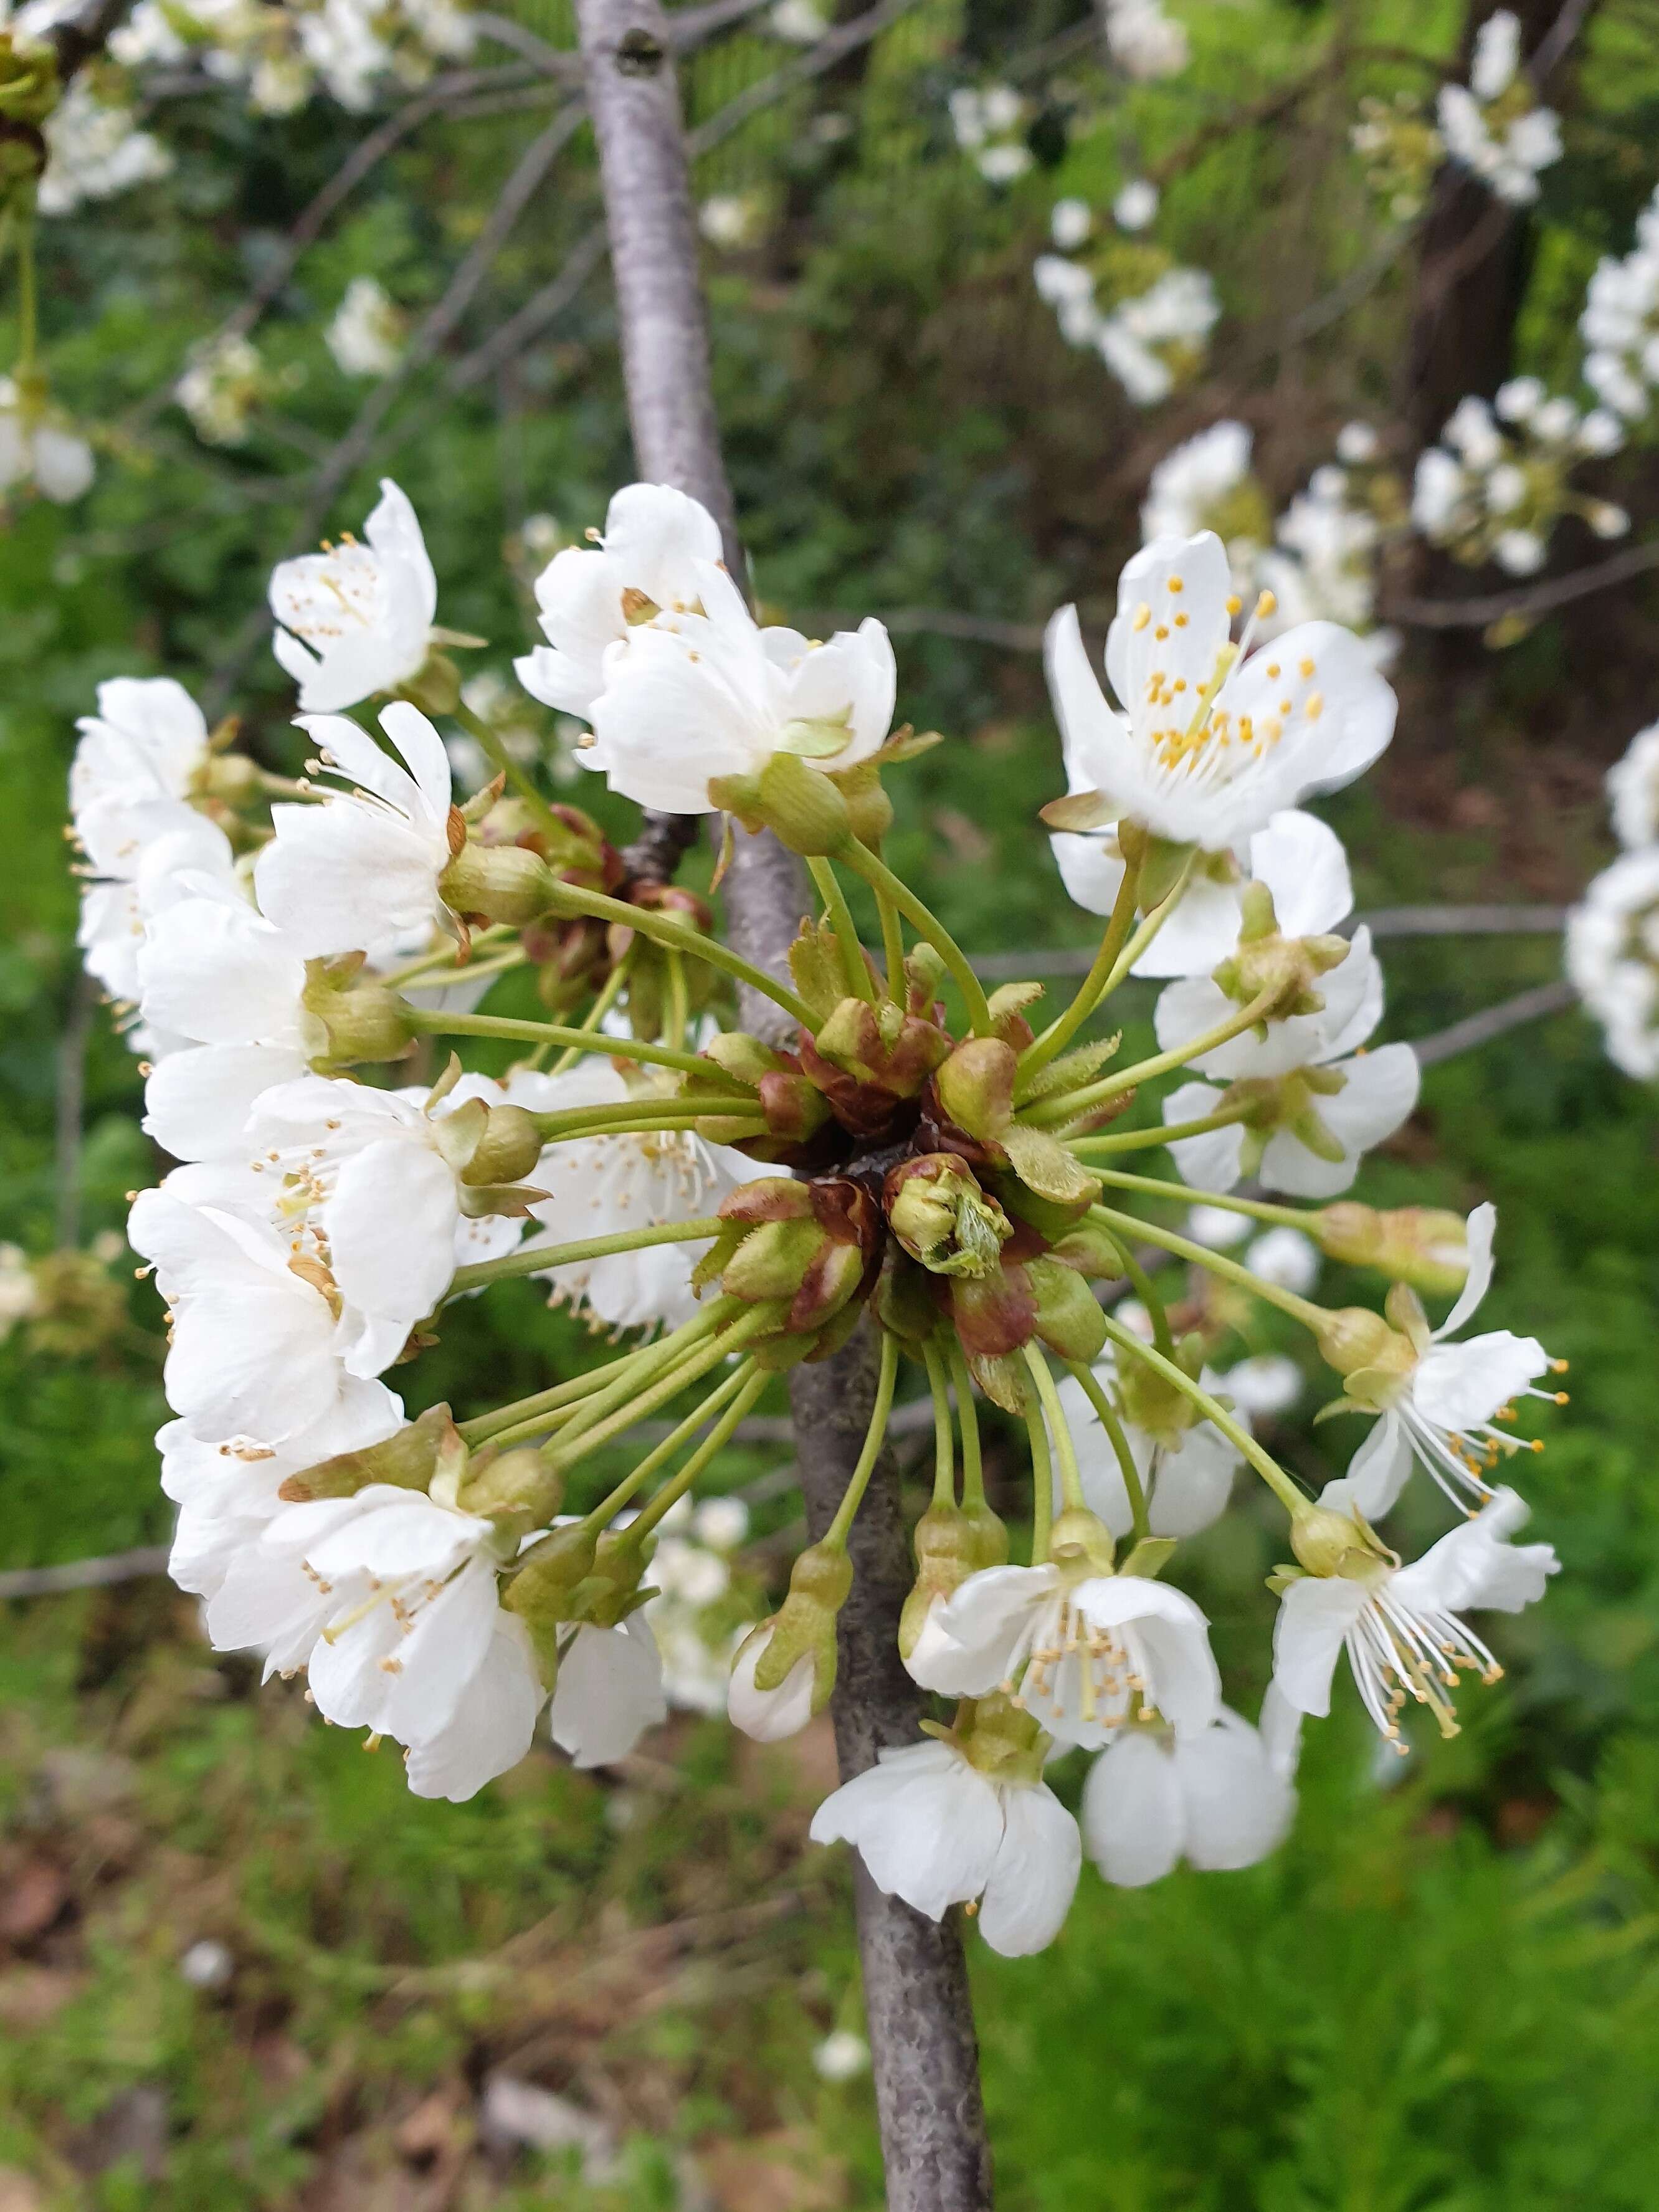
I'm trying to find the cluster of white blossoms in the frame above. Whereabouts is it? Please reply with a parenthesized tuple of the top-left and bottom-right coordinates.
(1567, 722, 1659, 1080)
(1412, 382, 1627, 577)
(1101, 0, 1189, 83)
(36, 76, 171, 216)
(325, 275, 406, 379)
(948, 83, 1032, 185)
(110, 0, 476, 117)
(1580, 182, 1659, 425)
(1033, 191, 1219, 407)
(1349, 90, 1443, 224)
(1435, 9, 1562, 207)
(175, 331, 288, 448)
(70, 466, 1564, 1951)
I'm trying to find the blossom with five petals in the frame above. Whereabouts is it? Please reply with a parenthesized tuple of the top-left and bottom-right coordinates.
(1081, 1706, 1293, 1886)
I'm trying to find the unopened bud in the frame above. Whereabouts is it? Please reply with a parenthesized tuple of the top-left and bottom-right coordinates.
(885, 1154, 1011, 1279)
(1317, 1203, 1468, 1299)
(728, 1538, 852, 1740)
(1027, 1255, 1107, 1363)
(457, 1103, 543, 1188)
(934, 1037, 1017, 1142)
(277, 1402, 462, 1502)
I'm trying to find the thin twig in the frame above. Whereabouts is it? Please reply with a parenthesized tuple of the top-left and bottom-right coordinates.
(1412, 978, 1577, 1066)
(1384, 538, 1659, 629)
(964, 907, 1569, 980)
(0, 1547, 170, 1601)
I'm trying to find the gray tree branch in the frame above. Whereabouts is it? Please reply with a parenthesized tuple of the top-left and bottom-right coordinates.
(573, 2, 994, 2203)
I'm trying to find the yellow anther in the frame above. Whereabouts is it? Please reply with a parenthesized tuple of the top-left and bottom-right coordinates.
(1266, 663, 1281, 679)
(1168, 576, 1184, 591)
(1530, 1438, 1544, 1453)
(1298, 657, 1315, 677)
(1255, 589, 1276, 617)
(1554, 1391, 1569, 1404)
(1132, 602, 1152, 631)
(1549, 1358, 1569, 1372)
(1174, 611, 1189, 627)
(1154, 624, 1169, 640)
(1278, 698, 1292, 715)
(1225, 594, 1242, 616)
(1305, 692, 1324, 721)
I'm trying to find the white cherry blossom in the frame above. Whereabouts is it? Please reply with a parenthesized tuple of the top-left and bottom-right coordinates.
(548, 1616, 668, 1766)
(70, 675, 213, 837)
(1607, 720, 1659, 851)
(254, 701, 454, 956)
(269, 479, 437, 711)
(514, 480, 725, 720)
(1157, 928, 1420, 1198)
(906, 1564, 1220, 1750)
(128, 1189, 355, 1445)
(810, 1737, 1081, 1957)
(1343, 1204, 1555, 1518)
(578, 561, 895, 814)
(510, 1062, 761, 1333)
(1081, 1707, 1293, 1886)
(1053, 1361, 1246, 1541)
(727, 1622, 816, 1740)
(1567, 847, 1659, 1079)
(1272, 1484, 1558, 1747)
(1045, 531, 1396, 855)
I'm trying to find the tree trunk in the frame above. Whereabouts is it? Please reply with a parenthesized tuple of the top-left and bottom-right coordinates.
(571, 5, 994, 2204)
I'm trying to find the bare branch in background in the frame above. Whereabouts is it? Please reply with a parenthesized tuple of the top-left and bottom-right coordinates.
(1412, 978, 1579, 1065)
(1384, 538, 1659, 628)
(966, 907, 1570, 981)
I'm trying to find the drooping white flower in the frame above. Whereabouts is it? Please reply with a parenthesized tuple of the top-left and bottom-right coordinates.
(578, 562, 896, 814)
(242, 1072, 524, 1378)
(548, 1615, 668, 1766)
(1052, 1360, 1246, 1542)
(1081, 1707, 1293, 1885)
(726, 1620, 817, 1741)
(809, 1737, 1081, 1956)
(136, 881, 315, 1161)
(907, 1563, 1220, 1750)
(514, 481, 726, 720)
(254, 702, 454, 957)
(160, 1378, 404, 1599)
(1607, 721, 1659, 851)
(1217, 1353, 1303, 1418)
(0, 378, 94, 503)
(508, 1062, 761, 1333)
(207, 1484, 541, 1793)
(269, 479, 437, 712)
(128, 1188, 355, 1445)
(404, 1612, 549, 1800)
(1046, 532, 1395, 860)
(1343, 1203, 1556, 1518)
(1567, 846, 1659, 1078)
(326, 275, 406, 378)
(1272, 1483, 1558, 1747)
(1157, 928, 1420, 1198)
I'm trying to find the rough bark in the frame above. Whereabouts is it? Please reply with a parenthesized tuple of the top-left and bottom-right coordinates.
(573, 4, 993, 2204)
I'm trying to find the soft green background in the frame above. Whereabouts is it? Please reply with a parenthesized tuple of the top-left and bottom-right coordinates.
(2, 0, 1658, 2203)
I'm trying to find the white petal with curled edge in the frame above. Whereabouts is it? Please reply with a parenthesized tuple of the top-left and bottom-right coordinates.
(727, 1626, 815, 1741)
(1072, 1575, 1222, 1733)
(143, 1042, 310, 1163)
(1045, 604, 1136, 813)
(1344, 1409, 1415, 1518)
(1105, 532, 1233, 718)
(1393, 1488, 1558, 1616)
(325, 1138, 459, 1361)
(977, 1783, 1081, 1953)
(1250, 809, 1352, 938)
(1435, 1201, 1497, 1339)
(255, 798, 445, 957)
(928, 1565, 1061, 1694)
(1412, 1330, 1549, 1433)
(406, 1613, 546, 1801)
(1223, 621, 1396, 811)
(549, 1615, 668, 1768)
(809, 1741, 1003, 1922)
(139, 897, 307, 1047)
(1172, 1708, 1294, 1870)
(1272, 1574, 1369, 1717)
(1081, 1730, 1185, 1887)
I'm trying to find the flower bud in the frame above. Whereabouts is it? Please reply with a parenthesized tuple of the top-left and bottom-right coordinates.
(728, 1538, 853, 1741)
(885, 1154, 1012, 1279)
(1027, 1255, 1108, 1363)
(1316, 1203, 1468, 1299)
(456, 1103, 544, 1189)
(934, 1038, 1016, 1143)
(300, 956, 418, 1070)
(706, 1175, 878, 1335)
(277, 1401, 463, 1502)
(438, 839, 558, 927)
